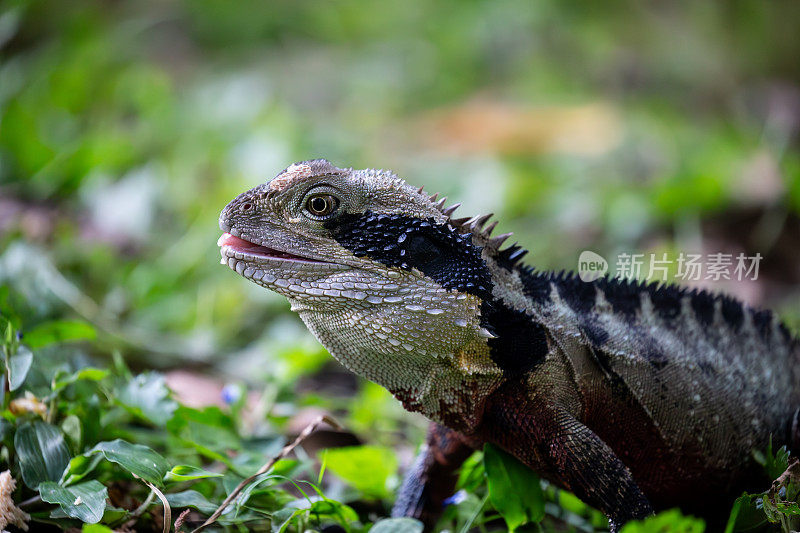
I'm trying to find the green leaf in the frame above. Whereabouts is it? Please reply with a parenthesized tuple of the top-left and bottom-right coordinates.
(456, 451, 485, 492)
(268, 493, 361, 532)
(232, 472, 285, 511)
(117, 372, 177, 426)
(61, 454, 104, 486)
(164, 464, 224, 482)
(321, 445, 397, 499)
(308, 499, 359, 523)
(776, 500, 800, 516)
(24, 320, 96, 349)
(0, 418, 13, 443)
(270, 458, 302, 478)
(230, 437, 286, 475)
(4, 319, 15, 345)
(621, 509, 705, 532)
(370, 517, 424, 533)
(53, 367, 110, 392)
(725, 493, 769, 532)
(166, 406, 243, 471)
(767, 441, 790, 480)
(483, 443, 544, 532)
(82, 524, 115, 533)
(165, 489, 219, 515)
(14, 421, 71, 489)
(8, 344, 33, 391)
(39, 480, 107, 524)
(273, 507, 305, 533)
(86, 439, 170, 486)
(61, 414, 82, 449)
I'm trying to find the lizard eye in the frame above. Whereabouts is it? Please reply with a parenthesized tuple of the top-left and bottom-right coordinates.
(305, 194, 339, 218)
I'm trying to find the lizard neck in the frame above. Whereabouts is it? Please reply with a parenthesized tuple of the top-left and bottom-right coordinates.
(294, 302, 504, 432)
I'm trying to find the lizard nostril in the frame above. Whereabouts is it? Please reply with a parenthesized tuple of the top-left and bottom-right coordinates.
(240, 203, 252, 212)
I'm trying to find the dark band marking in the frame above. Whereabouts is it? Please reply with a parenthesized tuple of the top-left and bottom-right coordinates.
(580, 319, 610, 348)
(516, 267, 790, 345)
(752, 309, 773, 339)
(481, 299, 549, 377)
(721, 298, 744, 331)
(557, 277, 596, 315)
(649, 286, 682, 321)
(690, 290, 715, 327)
(519, 266, 552, 305)
(587, 345, 633, 401)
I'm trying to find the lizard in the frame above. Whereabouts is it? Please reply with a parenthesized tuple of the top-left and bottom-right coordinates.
(217, 159, 800, 531)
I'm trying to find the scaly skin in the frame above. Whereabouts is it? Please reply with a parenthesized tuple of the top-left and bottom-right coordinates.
(218, 159, 800, 531)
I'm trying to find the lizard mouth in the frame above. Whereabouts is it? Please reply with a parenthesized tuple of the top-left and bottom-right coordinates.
(217, 230, 349, 288)
(218, 233, 323, 264)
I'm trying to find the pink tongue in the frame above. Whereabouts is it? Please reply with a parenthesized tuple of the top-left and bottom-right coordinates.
(217, 233, 263, 252)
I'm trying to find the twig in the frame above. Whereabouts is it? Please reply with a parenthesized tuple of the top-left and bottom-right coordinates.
(191, 414, 341, 533)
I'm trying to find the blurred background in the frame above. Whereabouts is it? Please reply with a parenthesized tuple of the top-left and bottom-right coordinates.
(1, 0, 799, 529)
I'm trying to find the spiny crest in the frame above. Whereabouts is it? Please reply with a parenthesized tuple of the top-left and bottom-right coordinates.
(364, 166, 398, 181)
(421, 187, 530, 269)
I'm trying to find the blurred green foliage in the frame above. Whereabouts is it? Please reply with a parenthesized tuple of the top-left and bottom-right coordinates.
(1, 0, 799, 531)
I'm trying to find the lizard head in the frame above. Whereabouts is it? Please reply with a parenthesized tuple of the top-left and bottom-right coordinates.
(219, 159, 515, 407)
(218, 159, 455, 285)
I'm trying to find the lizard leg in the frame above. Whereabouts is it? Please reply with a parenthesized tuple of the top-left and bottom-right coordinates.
(391, 422, 477, 529)
(485, 392, 653, 532)
(539, 408, 653, 532)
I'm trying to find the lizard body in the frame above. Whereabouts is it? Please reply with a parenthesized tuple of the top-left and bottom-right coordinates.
(218, 159, 800, 531)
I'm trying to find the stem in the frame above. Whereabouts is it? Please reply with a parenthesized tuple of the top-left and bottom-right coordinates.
(18, 495, 42, 508)
(190, 415, 341, 533)
(131, 489, 157, 519)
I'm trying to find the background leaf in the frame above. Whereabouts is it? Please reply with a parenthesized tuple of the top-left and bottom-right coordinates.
(24, 320, 96, 349)
(483, 443, 544, 531)
(14, 421, 71, 489)
(321, 445, 397, 499)
(621, 509, 705, 532)
(39, 480, 108, 524)
(8, 344, 33, 391)
(753, 440, 791, 480)
(117, 372, 177, 426)
(53, 367, 109, 392)
(82, 525, 115, 533)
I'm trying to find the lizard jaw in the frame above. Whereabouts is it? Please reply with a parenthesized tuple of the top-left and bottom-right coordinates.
(218, 231, 348, 285)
